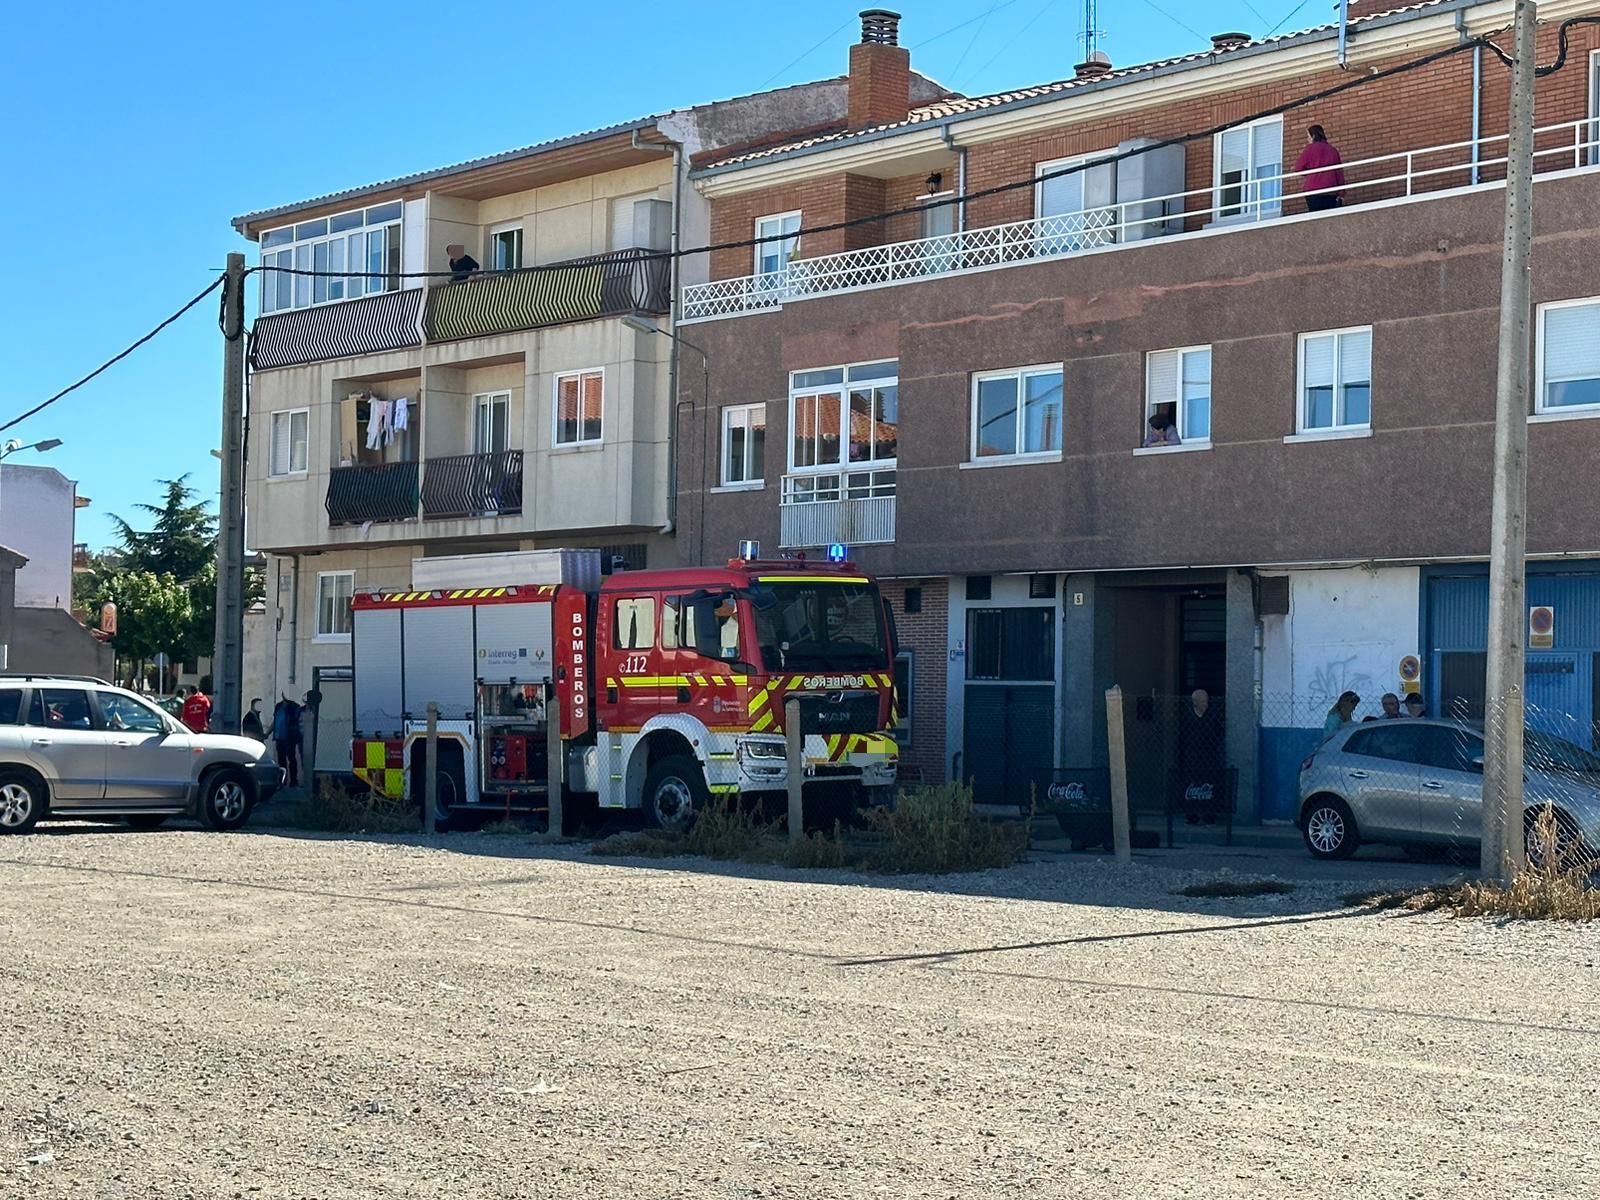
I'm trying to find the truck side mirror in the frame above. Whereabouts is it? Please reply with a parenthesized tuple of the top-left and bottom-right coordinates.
(690, 597, 724, 660)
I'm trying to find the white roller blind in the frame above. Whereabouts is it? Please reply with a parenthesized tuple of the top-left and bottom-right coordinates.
(1252, 119, 1282, 173)
(1302, 334, 1336, 388)
(1338, 329, 1372, 384)
(271, 412, 293, 476)
(1182, 348, 1212, 396)
(1146, 349, 1180, 407)
(1544, 303, 1600, 380)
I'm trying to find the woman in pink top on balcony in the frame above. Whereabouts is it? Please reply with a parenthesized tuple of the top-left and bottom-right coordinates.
(1294, 124, 1346, 213)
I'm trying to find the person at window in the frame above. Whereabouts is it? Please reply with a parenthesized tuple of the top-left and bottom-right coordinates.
(1294, 125, 1345, 213)
(1404, 693, 1427, 718)
(1364, 692, 1403, 722)
(181, 685, 212, 733)
(1323, 690, 1360, 740)
(243, 697, 266, 741)
(446, 244, 479, 282)
(1143, 411, 1182, 448)
(1178, 689, 1225, 825)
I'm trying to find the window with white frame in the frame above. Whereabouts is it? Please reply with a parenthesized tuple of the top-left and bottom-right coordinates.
(488, 225, 523, 272)
(1145, 347, 1212, 445)
(269, 409, 309, 477)
(315, 572, 354, 640)
(1215, 117, 1283, 222)
(755, 211, 801, 278)
(473, 391, 510, 455)
(789, 362, 898, 472)
(720, 403, 767, 487)
(259, 201, 403, 314)
(1588, 51, 1600, 167)
(1298, 327, 1372, 433)
(554, 369, 603, 446)
(1537, 298, 1600, 413)
(1035, 154, 1117, 252)
(971, 366, 1064, 460)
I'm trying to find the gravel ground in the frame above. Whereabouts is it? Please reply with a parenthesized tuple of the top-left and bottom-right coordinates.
(2, 822, 1598, 1199)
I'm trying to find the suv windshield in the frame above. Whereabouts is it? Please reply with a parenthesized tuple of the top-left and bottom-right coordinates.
(753, 581, 887, 673)
(1524, 729, 1600, 775)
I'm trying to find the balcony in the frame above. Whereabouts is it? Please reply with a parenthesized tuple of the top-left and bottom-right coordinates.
(420, 451, 524, 519)
(683, 117, 1600, 322)
(253, 288, 424, 370)
(326, 462, 420, 526)
(424, 249, 671, 343)
(72, 543, 90, 570)
(779, 469, 896, 549)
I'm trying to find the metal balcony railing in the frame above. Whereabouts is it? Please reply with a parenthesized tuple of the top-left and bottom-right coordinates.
(326, 461, 420, 526)
(424, 249, 671, 342)
(420, 451, 524, 519)
(779, 468, 896, 548)
(252, 288, 425, 370)
(683, 117, 1600, 321)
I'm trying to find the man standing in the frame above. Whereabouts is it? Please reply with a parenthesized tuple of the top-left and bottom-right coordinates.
(181, 685, 212, 733)
(1404, 694, 1428, 719)
(1178, 689, 1226, 825)
(1293, 124, 1345, 212)
(273, 694, 303, 789)
(242, 697, 266, 741)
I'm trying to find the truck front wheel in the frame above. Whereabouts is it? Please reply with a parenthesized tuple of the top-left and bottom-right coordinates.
(642, 756, 707, 831)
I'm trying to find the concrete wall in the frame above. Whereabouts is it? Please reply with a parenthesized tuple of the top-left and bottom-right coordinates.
(0, 465, 76, 610)
(11, 607, 113, 679)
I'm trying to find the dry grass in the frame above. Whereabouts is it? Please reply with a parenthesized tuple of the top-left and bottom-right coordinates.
(591, 783, 1030, 876)
(1178, 879, 1297, 899)
(479, 817, 538, 837)
(273, 780, 421, 835)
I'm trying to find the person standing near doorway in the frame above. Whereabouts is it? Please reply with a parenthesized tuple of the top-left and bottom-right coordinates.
(1178, 689, 1225, 825)
(273, 694, 303, 788)
(1293, 124, 1345, 212)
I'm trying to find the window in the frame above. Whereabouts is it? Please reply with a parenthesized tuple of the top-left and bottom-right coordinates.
(270, 409, 309, 477)
(1298, 327, 1372, 433)
(259, 200, 403, 313)
(754, 211, 801, 279)
(488, 225, 523, 272)
(0, 690, 21, 725)
(315, 572, 354, 641)
(1214, 117, 1283, 222)
(613, 597, 656, 650)
(720, 404, 767, 487)
(1589, 50, 1600, 167)
(1344, 725, 1428, 763)
(554, 369, 603, 446)
(100, 693, 167, 734)
(971, 366, 1063, 459)
(788, 362, 898, 472)
(1035, 154, 1117, 253)
(1417, 726, 1486, 775)
(1536, 299, 1600, 413)
(966, 608, 1055, 681)
(32, 688, 94, 730)
(473, 391, 510, 455)
(1145, 347, 1212, 444)
(892, 650, 914, 746)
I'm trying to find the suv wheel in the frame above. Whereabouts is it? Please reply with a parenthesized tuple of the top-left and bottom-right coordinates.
(0, 771, 43, 834)
(201, 770, 253, 831)
(1303, 796, 1359, 860)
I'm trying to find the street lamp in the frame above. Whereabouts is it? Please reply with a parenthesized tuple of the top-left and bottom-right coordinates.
(621, 314, 711, 561)
(0, 436, 62, 670)
(2, 438, 62, 460)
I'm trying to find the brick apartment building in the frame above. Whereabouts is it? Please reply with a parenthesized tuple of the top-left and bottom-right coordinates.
(674, 1, 1600, 815)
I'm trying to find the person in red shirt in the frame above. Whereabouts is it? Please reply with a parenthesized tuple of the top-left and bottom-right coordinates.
(181, 686, 212, 733)
(1293, 124, 1346, 213)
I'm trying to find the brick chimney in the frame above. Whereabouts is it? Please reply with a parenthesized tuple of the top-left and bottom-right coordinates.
(848, 10, 911, 131)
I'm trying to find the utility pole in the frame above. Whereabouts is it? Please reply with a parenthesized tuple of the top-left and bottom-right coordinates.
(1482, 0, 1537, 883)
(212, 252, 247, 733)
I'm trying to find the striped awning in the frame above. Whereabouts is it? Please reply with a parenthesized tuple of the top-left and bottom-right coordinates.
(251, 288, 425, 370)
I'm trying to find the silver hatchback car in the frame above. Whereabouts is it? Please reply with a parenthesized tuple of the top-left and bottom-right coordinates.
(0, 675, 284, 834)
(1297, 717, 1600, 864)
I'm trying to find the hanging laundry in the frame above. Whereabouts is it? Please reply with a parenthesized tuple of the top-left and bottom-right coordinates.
(391, 396, 410, 433)
(365, 399, 392, 450)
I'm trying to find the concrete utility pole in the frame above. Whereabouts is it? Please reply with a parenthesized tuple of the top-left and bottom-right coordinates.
(1482, 0, 1538, 883)
(212, 252, 248, 733)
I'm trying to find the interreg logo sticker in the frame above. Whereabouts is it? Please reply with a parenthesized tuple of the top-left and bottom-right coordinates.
(478, 647, 530, 665)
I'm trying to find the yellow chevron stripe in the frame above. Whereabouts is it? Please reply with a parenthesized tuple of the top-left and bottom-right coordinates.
(751, 710, 774, 732)
(786, 677, 805, 691)
(364, 742, 385, 770)
(494, 587, 508, 597)
(748, 690, 771, 717)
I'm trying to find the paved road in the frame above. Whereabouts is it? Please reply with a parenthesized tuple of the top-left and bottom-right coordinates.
(2, 824, 1596, 1198)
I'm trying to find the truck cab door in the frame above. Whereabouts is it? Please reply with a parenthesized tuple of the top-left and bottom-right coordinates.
(604, 591, 664, 726)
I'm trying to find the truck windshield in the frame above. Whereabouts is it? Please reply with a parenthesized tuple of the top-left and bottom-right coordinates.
(753, 581, 887, 673)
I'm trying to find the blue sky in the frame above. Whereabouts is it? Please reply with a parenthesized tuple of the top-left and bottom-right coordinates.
(0, 0, 1295, 549)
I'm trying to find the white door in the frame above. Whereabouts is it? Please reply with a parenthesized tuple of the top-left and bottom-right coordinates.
(1035, 157, 1116, 253)
(473, 392, 509, 456)
(1216, 119, 1283, 222)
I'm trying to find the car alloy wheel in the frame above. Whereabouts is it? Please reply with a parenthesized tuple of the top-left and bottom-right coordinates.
(0, 781, 34, 829)
(213, 779, 248, 824)
(1306, 805, 1347, 855)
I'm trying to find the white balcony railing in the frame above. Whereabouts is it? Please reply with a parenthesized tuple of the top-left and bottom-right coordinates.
(780, 469, 897, 548)
(684, 117, 1600, 322)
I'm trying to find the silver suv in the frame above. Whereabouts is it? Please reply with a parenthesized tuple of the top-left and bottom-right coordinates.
(1297, 717, 1600, 865)
(0, 676, 284, 834)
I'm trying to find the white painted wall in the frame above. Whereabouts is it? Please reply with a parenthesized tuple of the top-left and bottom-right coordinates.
(1259, 566, 1421, 727)
(0, 465, 76, 609)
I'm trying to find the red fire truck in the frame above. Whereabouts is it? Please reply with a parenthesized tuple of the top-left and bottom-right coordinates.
(348, 548, 899, 829)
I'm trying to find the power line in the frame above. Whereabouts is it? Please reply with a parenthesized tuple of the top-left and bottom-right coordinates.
(972, 0, 1064, 82)
(1266, 0, 1314, 39)
(911, 0, 1030, 49)
(1132, 0, 1207, 42)
(752, 16, 854, 92)
(950, 0, 1007, 85)
(0, 277, 226, 436)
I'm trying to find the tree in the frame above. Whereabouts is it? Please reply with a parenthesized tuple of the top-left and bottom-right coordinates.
(111, 476, 216, 583)
(87, 571, 193, 686)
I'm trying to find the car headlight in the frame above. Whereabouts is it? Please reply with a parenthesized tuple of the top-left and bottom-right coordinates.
(738, 739, 786, 761)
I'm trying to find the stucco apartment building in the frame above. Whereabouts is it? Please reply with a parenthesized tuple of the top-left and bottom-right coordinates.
(675, 2, 1600, 815)
(232, 72, 947, 773)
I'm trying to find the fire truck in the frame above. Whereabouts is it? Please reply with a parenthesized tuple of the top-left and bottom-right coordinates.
(348, 547, 899, 829)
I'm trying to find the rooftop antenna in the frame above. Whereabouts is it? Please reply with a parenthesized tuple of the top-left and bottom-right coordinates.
(1079, 0, 1106, 57)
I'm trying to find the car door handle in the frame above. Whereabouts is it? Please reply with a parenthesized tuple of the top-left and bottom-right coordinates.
(112, 740, 135, 748)
(1347, 770, 1369, 779)
(1423, 780, 1445, 789)
(30, 738, 52, 747)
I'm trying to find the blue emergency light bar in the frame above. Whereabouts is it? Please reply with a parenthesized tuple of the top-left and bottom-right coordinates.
(827, 543, 848, 563)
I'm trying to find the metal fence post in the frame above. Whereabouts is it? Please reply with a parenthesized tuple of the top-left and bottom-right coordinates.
(424, 702, 439, 834)
(1104, 686, 1132, 863)
(546, 691, 563, 837)
(785, 697, 804, 844)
